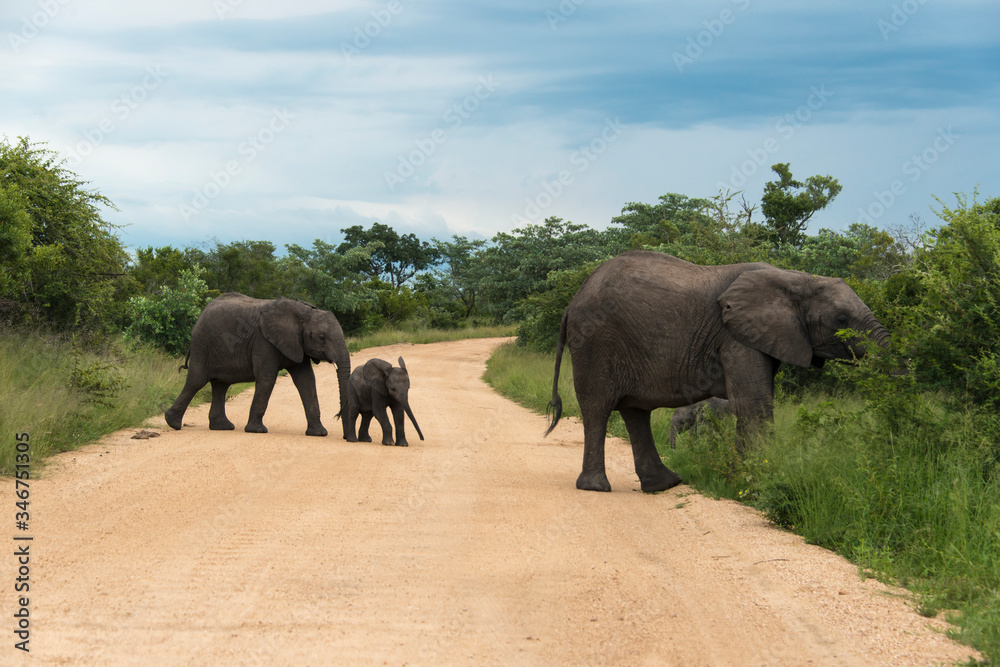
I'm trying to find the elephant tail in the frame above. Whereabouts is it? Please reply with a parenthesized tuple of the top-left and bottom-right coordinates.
(178, 348, 191, 372)
(545, 311, 568, 436)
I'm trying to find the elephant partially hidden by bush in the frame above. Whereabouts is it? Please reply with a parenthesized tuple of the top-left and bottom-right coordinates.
(164, 293, 351, 437)
(345, 357, 424, 447)
(546, 251, 890, 493)
(669, 398, 731, 449)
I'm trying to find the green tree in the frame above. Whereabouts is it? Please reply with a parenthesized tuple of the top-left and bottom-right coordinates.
(902, 193, 1000, 407)
(479, 217, 610, 323)
(787, 224, 907, 280)
(124, 267, 210, 356)
(0, 181, 32, 303)
(628, 190, 770, 266)
(609, 192, 713, 249)
(761, 163, 842, 247)
(430, 235, 487, 318)
(130, 245, 194, 293)
(337, 222, 439, 288)
(187, 240, 286, 298)
(0, 137, 132, 330)
(285, 239, 382, 333)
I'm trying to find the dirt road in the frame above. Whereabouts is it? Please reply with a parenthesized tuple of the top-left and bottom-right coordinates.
(2, 338, 979, 665)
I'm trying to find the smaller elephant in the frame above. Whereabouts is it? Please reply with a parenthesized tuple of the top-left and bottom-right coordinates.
(345, 357, 424, 447)
(669, 398, 731, 449)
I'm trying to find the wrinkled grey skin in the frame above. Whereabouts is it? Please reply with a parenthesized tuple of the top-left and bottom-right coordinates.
(345, 356, 424, 447)
(164, 293, 351, 437)
(669, 398, 731, 450)
(546, 251, 890, 493)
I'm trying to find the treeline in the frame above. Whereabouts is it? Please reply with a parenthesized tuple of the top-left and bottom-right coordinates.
(4, 135, 999, 408)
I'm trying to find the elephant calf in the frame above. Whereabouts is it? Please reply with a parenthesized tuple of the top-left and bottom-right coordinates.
(669, 398, 731, 449)
(345, 357, 424, 447)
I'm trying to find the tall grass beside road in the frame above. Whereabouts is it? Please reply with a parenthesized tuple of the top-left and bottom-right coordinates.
(0, 330, 193, 475)
(484, 340, 1000, 663)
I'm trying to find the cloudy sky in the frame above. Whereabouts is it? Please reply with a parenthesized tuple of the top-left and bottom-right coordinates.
(3, 0, 997, 252)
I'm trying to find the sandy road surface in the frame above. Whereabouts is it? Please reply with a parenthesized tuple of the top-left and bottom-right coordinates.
(1, 338, 979, 665)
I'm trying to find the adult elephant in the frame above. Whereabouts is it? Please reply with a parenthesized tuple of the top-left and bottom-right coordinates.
(164, 293, 351, 437)
(546, 251, 889, 493)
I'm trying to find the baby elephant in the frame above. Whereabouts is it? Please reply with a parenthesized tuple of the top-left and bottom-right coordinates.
(345, 356, 424, 447)
(669, 398, 731, 449)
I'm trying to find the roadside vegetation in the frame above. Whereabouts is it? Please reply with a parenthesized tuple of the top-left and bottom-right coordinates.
(485, 193, 1000, 663)
(2, 134, 998, 660)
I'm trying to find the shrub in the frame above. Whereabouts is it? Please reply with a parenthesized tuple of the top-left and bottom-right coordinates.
(124, 267, 209, 356)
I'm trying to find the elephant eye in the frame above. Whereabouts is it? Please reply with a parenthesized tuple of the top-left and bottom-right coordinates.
(834, 313, 850, 326)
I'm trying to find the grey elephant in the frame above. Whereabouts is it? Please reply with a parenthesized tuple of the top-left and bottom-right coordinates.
(345, 356, 424, 447)
(669, 397, 731, 449)
(164, 293, 351, 437)
(546, 251, 889, 493)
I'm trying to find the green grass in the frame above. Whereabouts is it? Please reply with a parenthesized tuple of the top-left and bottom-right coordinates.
(484, 341, 1000, 664)
(0, 330, 208, 475)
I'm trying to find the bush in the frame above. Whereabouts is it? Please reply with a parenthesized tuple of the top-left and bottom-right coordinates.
(902, 194, 1000, 408)
(124, 267, 209, 356)
(515, 261, 602, 352)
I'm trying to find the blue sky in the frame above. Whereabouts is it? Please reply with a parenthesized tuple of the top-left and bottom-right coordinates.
(3, 0, 997, 251)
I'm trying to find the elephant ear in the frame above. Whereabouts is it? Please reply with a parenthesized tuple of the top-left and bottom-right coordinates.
(363, 359, 393, 397)
(260, 297, 306, 363)
(397, 356, 407, 372)
(718, 270, 813, 367)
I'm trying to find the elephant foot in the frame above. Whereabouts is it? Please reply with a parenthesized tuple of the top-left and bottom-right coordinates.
(640, 467, 683, 494)
(394, 440, 408, 447)
(306, 425, 328, 437)
(209, 418, 235, 431)
(382, 439, 394, 446)
(576, 469, 612, 492)
(359, 435, 372, 443)
(245, 423, 268, 434)
(165, 409, 183, 430)
(345, 435, 358, 442)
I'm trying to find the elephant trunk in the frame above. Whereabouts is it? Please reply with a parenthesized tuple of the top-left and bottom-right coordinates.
(872, 323, 891, 350)
(849, 315, 890, 358)
(335, 349, 351, 435)
(864, 315, 891, 350)
(405, 404, 424, 441)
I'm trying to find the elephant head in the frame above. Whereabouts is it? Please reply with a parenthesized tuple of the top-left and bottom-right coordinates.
(260, 297, 346, 364)
(363, 356, 424, 441)
(260, 297, 351, 433)
(718, 269, 889, 367)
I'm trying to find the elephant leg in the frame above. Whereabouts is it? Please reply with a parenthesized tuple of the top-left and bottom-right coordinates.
(375, 407, 394, 446)
(391, 404, 408, 447)
(287, 362, 327, 437)
(720, 349, 779, 454)
(245, 373, 277, 434)
(343, 400, 359, 442)
(208, 381, 235, 430)
(164, 374, 207, 430)
(576, 406, 612, 492)
(357, 413, 374, 442)
(620, 408, 682, 493)
(370, 395, 394, 446)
